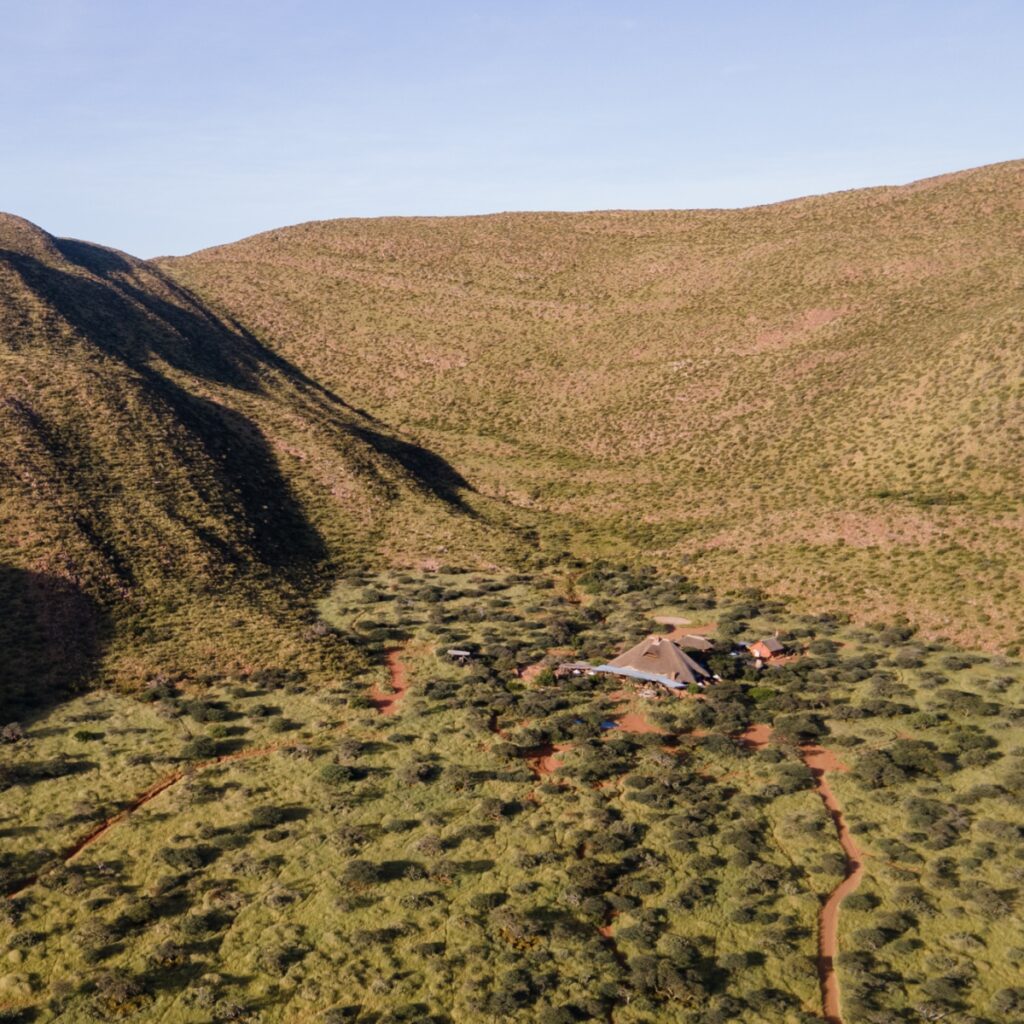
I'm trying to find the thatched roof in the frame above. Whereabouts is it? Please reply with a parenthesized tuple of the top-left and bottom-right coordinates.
(595, 636, 710, 689)
(676, 633, 714, 652)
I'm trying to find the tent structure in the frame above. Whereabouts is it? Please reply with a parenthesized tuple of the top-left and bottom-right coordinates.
(594, 636, 711, 690)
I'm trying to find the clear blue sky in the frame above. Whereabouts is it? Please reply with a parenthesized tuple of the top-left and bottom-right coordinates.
(2, 0, 1021, 256)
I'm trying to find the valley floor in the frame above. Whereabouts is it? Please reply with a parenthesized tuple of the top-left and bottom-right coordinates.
(2, 567, 1022, 1023)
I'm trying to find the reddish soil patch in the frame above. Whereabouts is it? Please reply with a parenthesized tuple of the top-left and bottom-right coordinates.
(369, 648, 410, 715)
(737, 722, 774, 750)
(519, 661, 548, 683)
(523, 741, 570, 777)
(802, 744, 849, 774)
(597, 910, 626, 968)
(802, 745, 861, 1024)
(597, 914, 617, 939)
(614, 711, 661, 734)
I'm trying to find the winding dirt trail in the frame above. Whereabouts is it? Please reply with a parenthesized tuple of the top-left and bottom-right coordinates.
(735, 724, 863, 1024)
(5, 744, 285, 899)
(368, 647, 410, 715)
(802, 743, 863, 1024)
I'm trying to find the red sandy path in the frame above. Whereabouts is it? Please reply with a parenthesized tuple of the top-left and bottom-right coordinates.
(802, 744, 862, 1024)
(369, 648, 410, 715)
(735, 724, 862, 1024)
(5, 744, 285, 899)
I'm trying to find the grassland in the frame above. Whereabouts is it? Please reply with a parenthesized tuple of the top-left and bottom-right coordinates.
(3, 164, 1024, 1023)
(3, 567, 1022, 1022)
(164, 160, 1024, 651)
(0, 213, 510, 714)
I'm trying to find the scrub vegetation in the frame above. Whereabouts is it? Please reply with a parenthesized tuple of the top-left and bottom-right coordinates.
(3, 567, 1022, 1023)
(164, 160, 1024, 652)
(1, 164, 1023, 1022)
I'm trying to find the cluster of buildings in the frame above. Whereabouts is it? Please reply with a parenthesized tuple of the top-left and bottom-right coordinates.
(562, 632, 789, 695)
(448, 631, 790, 697)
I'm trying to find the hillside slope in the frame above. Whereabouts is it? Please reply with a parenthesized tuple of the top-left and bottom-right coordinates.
(0, 214, 499, 712)
(165, 161, 1024, 649)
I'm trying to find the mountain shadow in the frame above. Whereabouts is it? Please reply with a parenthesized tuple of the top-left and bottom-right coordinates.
(0, 565, 107, 721)
(5, 239, 473, 512)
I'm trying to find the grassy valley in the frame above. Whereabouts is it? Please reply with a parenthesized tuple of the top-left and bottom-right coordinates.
(164, 160, 1024, 651)
(2, 163, 1024, 1024)
(2, 568, 1022, 1022)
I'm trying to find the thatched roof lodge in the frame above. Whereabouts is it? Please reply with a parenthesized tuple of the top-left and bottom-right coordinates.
(594, 636, 711, 691)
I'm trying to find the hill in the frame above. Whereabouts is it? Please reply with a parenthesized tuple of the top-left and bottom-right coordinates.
(0, 214, 503, 714)
(163, 160, 1024, 651)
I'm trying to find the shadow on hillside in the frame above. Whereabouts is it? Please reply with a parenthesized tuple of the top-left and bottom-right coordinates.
(0, 565, 107, 721)
(349, 425, 474, 511)
(7, 242, 474, 511)
(168, 385, 329, 571)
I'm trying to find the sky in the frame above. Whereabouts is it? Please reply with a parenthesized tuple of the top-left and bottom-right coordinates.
(1, 0, 1021, 256)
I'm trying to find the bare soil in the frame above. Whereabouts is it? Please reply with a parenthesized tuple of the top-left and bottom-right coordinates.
(734, 725, 863, 1024)
(614, 711, 661, 734)
(369, 648, 410, 715)
(523, 741, 570, 777)
(802, 744, 863, 1024)
(737, 722, 773, 749)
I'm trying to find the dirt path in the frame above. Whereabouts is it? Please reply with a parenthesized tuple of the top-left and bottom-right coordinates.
(801, 744, 862, 1024)
(735, 724, 862, 1024)
(5, 744, 286, 899)
(369, 647, 410, 715)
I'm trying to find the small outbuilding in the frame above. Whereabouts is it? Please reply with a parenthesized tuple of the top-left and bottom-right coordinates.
(446, 648, 474, 666)
(676, 633, 714, 652)
(749, 636, 786, 661)
(554, 661, 595, 680)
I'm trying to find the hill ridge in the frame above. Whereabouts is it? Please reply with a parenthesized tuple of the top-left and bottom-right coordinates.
(163, 159, 1024, 651)
(0, 216, 504, 713)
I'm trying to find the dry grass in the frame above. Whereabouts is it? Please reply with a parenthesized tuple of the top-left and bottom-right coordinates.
(164, 160, 1024, 651)
(0, 214, 509, 708)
